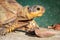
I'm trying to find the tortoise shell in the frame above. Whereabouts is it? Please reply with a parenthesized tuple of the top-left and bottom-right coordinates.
(0, 0, 23, 24)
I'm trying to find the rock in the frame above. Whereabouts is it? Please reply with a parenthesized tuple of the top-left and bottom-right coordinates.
(35, 28, 56, 37)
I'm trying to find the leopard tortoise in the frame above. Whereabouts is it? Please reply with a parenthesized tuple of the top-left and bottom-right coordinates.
(0, 0, 56, 38)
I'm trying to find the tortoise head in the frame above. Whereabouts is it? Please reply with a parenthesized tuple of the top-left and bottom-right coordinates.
(24, 5, 45, 20)
(18, 5, 45, 20)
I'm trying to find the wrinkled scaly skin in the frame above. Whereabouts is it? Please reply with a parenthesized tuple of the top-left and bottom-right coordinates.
(0, 0, 56, 37)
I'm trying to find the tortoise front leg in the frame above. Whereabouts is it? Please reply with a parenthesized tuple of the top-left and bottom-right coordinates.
(26, 20, 39, 32)
(16, 20, 39, 32)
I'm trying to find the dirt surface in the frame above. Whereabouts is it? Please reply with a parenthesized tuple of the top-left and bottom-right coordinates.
(0, 29, 60, 40)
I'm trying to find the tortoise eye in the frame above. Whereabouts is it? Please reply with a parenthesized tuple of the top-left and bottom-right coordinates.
(27, 7, 32, 12)
(27, 7, 29, 9)
(37, 7, 40, 11)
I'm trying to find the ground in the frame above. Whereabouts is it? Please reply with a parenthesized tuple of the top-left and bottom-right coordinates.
(0, 28, 60, 40)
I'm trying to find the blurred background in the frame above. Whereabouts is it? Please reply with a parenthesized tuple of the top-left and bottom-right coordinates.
(16, 0, 60, 27)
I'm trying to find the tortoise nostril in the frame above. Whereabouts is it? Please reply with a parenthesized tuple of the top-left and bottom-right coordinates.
(37, 8, 40, 11)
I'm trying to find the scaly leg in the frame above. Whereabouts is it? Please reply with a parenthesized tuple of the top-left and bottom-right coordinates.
(16, 20, 39, 33)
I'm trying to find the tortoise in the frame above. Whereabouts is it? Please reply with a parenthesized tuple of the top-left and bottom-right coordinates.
(0, 0, 56, 37)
